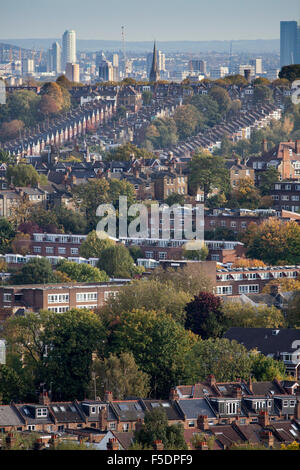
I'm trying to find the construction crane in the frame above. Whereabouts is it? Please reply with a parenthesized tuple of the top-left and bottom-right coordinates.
(229, 41, 233, 75)
(38, 49, 43, 65)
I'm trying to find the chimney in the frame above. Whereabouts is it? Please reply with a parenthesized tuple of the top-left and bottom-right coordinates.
(169, 388, 179, 401)
(260, 430, 274, 448)
(233, 386, 242, 399)
(50, 434, 59, 449)
(39, 391, 50, 405)
(207, 375, 216, 387)
(258, 410, 269, 427)
(296, 140, 300, 155)
(262, 140, 268, 153)
(153, 440, 164, 451)
(107, 438, 119, 451)
(5, 433, 16, 449)
(294, 399, 300, 420)
(104, 391, 113, 402)
(283, 146, 290, 161)
(197, 441, 209, 451)
(99, 406, 108, 431)
(197, 415, 209, 431)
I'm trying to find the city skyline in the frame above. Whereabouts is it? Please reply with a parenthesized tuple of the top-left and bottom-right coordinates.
(0, 0, 299, 41)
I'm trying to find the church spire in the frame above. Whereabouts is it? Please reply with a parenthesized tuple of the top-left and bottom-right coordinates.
(149, 41, 160, 82)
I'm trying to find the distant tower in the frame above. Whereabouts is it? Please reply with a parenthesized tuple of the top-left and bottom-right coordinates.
(149, 41, 160, 82)
(62, 30, 76, 70)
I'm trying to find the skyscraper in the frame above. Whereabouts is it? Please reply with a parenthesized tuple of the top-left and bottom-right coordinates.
(280, 21, 297, 68)
(99, 60, 114, 82)
(149, 42, 160, 82)
(66, 62, 80, 83)
(62, 30, 76, 70)
(50, 42, 61, 74)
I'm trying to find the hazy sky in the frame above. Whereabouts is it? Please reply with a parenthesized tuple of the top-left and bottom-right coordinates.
(0, 0, 300, 41)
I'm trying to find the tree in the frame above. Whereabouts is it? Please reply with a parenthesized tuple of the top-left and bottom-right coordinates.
(40, 82, 64, 112)
(253, 85, 273, 104)
(29, 208, 60, 232)
(6, 164, 40, 187)
(0, 150, 14, 164)
(97, 244, 137, 279)
(231, 259, 266, 268)
(55, 260, 109, 283)
(0, 218, 15, 254)
(229, 177, 261, 209)
(279, 65, 300, 82)
(185, 292, 227, 339)
(11, 257, 57, 285)
(134, 408, 187, 450)
(0, 365, 23, 404)
(183, 244, 209, 261)
(91, 352, 150, 400)
(262, 278, 300, 294)
(0, 120, 24, 141)
(250, 353, 287, 381)
(173, 104, 201, 139)
(222, 302, 285, 329)
(259, 167, 280, 196)
(286, 292, 300, 328)
(110, 309, 197, 397)
(106, 143, 154, 161)
(150, 264, 213, 296)
(209, 87, 231, 114)
(164, 193, 185, 206)
(142, 91, 153, 105)
(189, 151, 229, 201)
(184, 94, 220, 127)
(145, 117, 178, 149)
(39, 94, 60, 116)
(128, 246, 143, 263)
(54, 206, 87, 234)
(186, 338, 252, 383)
(79, 231, 115, 259)
(11, 233, 31, 255)
(102, 279, 191, 325)
(244, 219, 300, 265)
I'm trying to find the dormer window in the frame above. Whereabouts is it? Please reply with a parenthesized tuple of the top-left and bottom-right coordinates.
(91, 406, 96, 414)
(36, 408, 48, 418)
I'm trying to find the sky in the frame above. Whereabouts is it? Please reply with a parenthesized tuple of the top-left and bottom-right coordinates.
(0, 0, 300, 41)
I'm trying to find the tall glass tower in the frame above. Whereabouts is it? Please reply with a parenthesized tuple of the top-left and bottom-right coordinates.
(280, 21, 297, 68)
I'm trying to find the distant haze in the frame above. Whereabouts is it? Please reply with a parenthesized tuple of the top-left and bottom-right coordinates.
(0, 39, 280, 54)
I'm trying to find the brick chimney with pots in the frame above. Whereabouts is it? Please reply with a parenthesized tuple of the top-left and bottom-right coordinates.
(104, 391, 113, 402)
(197, 415, 209, 431)
(258, 410, 270, 427)
(39, 391, 50, 406)
(169, 388, 179, 401)
(198, 441, 209, 450)
(99, 406, 108, 431)
(207, 375, 216, 387)
(107, 438, 119, 450)
(153, 440, 164, 451)
(260, 430, 274, 448)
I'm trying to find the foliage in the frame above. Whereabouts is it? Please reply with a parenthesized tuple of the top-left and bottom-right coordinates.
(185, 292, 227, 339)
(97, 244, 137, 279)
(102, 279, 191, 325)
(189, 151, 229, 200)
(56, 260, 109, 283)
(286, 292, 300, 327)
(79, 230, 115, 259)
(11, 257, 57, 285)
(164, 193, 185, 206)
(186, 338, 252, 382)
(29, 208, 60, 232)
(144, 117, 178, 149)
(229, 177, 261, 209)
(231, 259, 266, 268)
(11, 232, 31, 256)
(243, 219, 300, 265)
(91, 352, 150, 400)
(184, 94, 221, 127)
(183, 244, 209, 261)
(54, 205, 88, 234)
(222, 302, 285, 329)
(109, 309, 197, 397)
(173, 104, 202, 140)
(249, 352, 287, 381)
(106, 143, 154, 161)
(134, 407, 187, 450)
(279, 65, 300, 82)
(0, 218, 15, 254)
(262, 278, 300, 294)
(6, 164, 40, 187)
(150, 264, 213, 296)
(0, 365, 24, 404)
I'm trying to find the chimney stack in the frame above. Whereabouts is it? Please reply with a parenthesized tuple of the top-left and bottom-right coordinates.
(207, 375, 216, 387)
(258, 410, 270, 427)
(169, 388, 179, 401)
(104, 391, 113, 402)
(39, 391, 50, 406)
(197, 415, 209, 431)
(153, 440, 164, 451)
(260, 430, 274, 448)
(197, 441, 209, 450)
(99, 406, 108, 431)
(107, 438, 119, 450)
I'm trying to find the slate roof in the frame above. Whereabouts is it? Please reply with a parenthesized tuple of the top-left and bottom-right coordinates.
(224, 328, 300, 355)
(0, 406, 24, 427)
(177, 399, 217, 420)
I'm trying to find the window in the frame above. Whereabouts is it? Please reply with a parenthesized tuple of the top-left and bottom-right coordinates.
(123, 423, 129, 432)
(58, 247, 66, 254)
(37, 408, 47, 417)
(33, 246, 41, 253)
(109, 422, 116, 430)
(71, 248, 79, 255)
(216, 286, 232, 295)
(3, 293, 11, 303)
(188, 421, 195, 428)
(27, 425, 35, 431)
(104, 291, 118, 301)
(226, 402, 239, 414)
(145, 251, 154, 259)
(159, 252, 167, 260)
(76, 292, 97, 303)
(91, 407, 96, 414)
(46, 247, 54, 254)
(238, 285, 259, 294)
(48, 294, 69, 304)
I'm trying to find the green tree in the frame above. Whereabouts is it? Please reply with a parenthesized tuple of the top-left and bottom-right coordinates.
(279, 65, 300, 82)
(183, 244, 209, 261)
(29, 208, 59, 232)
(142, 91, 153, 105)
(145, 117, 178, 149)
(253, 85, 273, 104)
(102, 279, 191, 325)
(209, 87, 231, 114)
(164, 193, 185, 206)
(0, 365, 23, 404)
(91, 352, 150, 400)
(54, 206, 87, 234)
(0, 218, 15, 254)
(6, 164, 40, 187)
(286, 292, 300, 327)
(259, 167, 280, 196)
(173, 104, 202, 139)
(56, 260, 109, 283)
(11, 257, 57, 285)
(110, 309, 197, 397)
(222, 302, 285, 329)
(134, 408, 187, 450)
(250, 353, 287, 381)
(150, 264, 213, 296)
(188, 151, 229, 200)
(106, 143, 154, 161)
(97, 244, 137, 279)
(186, 338, 252, 383)
(80, 230, 115, 259)
(185, 292, 227, 339)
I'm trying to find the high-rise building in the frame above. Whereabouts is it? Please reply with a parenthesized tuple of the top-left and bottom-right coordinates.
(158, 50, 166, 72)
(250, 58, 263, 75)
(50, 42, 61, 74)
(189, 59, 207, 75)
(99, 60, 114, 82)
(280, 21, 297, 68)
(22, 58, 34, 75)
(66, 62, 80, 82)
(210, 66, 229, 79)
(238, 64, 256, 78)
(297, 21, 300, 64)
(62, 30, 76, 70)
(149, 42, 160, 82)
